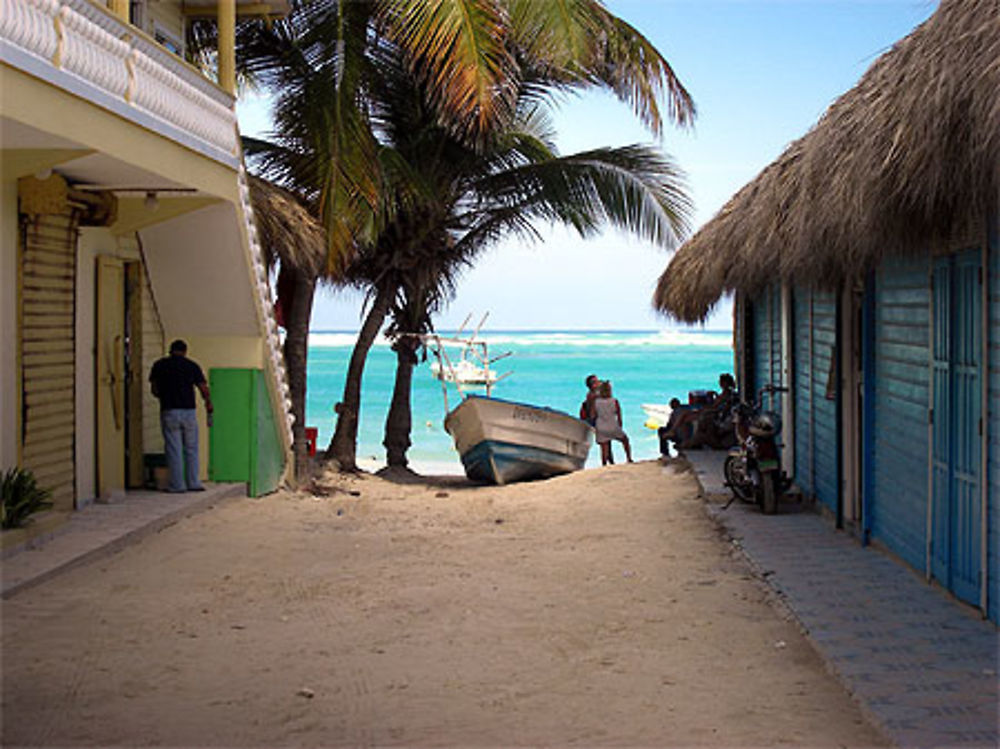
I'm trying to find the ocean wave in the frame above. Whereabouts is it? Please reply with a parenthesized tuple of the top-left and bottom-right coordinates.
(479, 330, 730, 348)
(308, 329, 731, 349)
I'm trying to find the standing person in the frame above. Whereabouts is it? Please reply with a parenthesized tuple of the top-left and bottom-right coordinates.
(593, 380, 633, 466)
(579, 373, 600, 426)
(149, 340, 213, 492)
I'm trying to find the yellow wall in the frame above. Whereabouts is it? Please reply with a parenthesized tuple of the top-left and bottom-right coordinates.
(0, 175, 18, 470)
(1, 67, 239, 203)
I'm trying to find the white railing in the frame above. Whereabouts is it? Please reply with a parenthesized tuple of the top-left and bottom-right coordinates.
(236, 164, 296, 454)
(1, 0, 238, 160)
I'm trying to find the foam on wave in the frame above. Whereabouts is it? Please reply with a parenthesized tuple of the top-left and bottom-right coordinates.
(308, 329, 731, 349)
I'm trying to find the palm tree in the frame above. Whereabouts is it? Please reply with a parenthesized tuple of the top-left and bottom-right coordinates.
(248, 178, 326, 480)
(230, 0, 695, 472)
(364, 64, 690, 469)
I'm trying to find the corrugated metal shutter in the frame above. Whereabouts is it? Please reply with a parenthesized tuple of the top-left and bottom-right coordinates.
(20, 212, 78, 510)
(869, 255, 930, 571)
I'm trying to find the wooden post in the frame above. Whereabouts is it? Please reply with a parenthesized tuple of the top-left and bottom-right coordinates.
(217, 0, 236, 95)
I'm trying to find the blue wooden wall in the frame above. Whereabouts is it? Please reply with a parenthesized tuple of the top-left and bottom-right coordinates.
(791, 288, 838, 514)
(812, 292, 839, 513)
(792, 291, 814, 495)
(989, 215, 999, 622)
(751, 286, 782, 408)
(869, 255, 931, 573)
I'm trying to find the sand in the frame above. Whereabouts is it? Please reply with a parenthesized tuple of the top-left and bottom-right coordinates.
(1, 460, 885, 747)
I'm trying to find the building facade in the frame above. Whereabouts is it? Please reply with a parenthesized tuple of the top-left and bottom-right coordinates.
(1, 0, 294, 515)
(738, 209, 998, 621)
(655, 0, 998, 622)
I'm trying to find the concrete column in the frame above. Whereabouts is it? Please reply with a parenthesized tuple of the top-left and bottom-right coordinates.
(109, 0, 130, 22)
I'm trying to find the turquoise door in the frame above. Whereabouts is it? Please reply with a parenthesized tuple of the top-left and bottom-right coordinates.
(931, 249, 982, 605)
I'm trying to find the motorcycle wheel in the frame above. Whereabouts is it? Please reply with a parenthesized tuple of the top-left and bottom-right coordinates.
(761, 472, 779, 515)
(724, 455, 754, 503)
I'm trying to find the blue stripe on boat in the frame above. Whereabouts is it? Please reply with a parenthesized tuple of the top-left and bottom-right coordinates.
(460, 439, 586, 485)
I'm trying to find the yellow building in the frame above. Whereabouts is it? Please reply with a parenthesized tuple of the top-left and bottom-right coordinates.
(1, 0, 293, 516)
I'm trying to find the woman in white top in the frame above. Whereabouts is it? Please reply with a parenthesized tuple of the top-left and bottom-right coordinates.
(592, 380, 634, 466)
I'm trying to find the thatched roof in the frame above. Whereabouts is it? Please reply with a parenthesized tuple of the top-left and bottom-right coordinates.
(655, 0, 1000, 322)
(249, 176, 327, 276)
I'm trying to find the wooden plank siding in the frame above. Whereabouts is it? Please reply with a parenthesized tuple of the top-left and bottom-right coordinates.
(988, 215, 999, 623)
(811, 292, 838, 513)
(869, 256, 931, 572)
(792, 290, 814, 496)
(751, 286, 783, 408)
(788, 287, 838, 514)
(20, 213, 78, 510)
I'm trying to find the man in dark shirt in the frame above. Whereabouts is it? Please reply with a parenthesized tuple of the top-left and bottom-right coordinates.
(149, 340, 213, 492)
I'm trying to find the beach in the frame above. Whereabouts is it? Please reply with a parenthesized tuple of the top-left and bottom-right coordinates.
(306, 329, 734, 471)
(2, 461, 884, 747)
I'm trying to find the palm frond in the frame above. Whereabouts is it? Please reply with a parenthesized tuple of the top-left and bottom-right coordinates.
(469, 144, 692, 248)
(383, 0, 519, 143)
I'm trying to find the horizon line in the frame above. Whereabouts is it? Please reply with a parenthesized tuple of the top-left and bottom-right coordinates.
(307, 327, 733, 334)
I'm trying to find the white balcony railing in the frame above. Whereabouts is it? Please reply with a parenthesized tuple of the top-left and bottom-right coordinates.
(1, 0, 238, 162)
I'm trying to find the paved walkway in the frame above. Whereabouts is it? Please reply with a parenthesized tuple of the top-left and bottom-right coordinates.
(1, 483, 245, 599)
(684, 449, 999, 749)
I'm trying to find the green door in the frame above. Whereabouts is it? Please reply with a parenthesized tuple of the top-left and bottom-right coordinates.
(209, 369, 253, 483)
(209, 368, 285, 496)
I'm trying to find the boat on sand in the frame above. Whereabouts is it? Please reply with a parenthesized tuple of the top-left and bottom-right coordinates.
(405, 316, 593, 484)
(444, 395, 593, 484)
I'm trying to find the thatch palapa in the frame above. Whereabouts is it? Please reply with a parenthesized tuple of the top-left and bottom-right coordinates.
(655, 0, 1000, 322)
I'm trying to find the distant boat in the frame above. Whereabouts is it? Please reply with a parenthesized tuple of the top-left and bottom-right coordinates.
(641, 402, 673, 428)
(430, 359, 499, 386)
(444, 395, 594, 485)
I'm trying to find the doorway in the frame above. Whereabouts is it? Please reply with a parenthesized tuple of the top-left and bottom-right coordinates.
(96, 256, 144, 500)
(930, 248, 983, 605)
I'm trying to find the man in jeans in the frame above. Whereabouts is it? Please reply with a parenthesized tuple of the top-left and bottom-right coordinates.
(149, 340, 213, 492)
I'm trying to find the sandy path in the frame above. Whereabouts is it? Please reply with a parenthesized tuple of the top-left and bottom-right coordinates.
(2, 461, 883, 747)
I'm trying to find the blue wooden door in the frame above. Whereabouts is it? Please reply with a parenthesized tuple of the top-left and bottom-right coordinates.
(931, 250, 982, 605)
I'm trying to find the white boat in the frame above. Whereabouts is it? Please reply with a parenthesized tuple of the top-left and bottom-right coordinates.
(444, 395, 594, 484)
(430, 359, 499, 386)
(641, 402, 674, 428)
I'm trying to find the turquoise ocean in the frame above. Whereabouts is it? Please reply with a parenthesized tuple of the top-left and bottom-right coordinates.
(305, 330, 734, 474)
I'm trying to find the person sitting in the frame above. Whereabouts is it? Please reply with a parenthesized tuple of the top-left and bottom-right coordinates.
(674, 373, 738, 451)
(658, 397, 690, 456)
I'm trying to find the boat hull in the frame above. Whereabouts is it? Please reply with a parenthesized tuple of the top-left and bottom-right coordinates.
(444, 396, 593, 484)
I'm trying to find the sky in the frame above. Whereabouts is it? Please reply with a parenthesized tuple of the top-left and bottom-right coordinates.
(236, 0, 937, 332)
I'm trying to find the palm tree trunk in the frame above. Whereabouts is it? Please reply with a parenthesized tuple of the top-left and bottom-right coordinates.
(383, 336, 420, 468)
(326, 285, 392, 470)
(281, 265, 316, 485)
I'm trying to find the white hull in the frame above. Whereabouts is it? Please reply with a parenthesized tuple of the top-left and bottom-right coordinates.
(444, 396, 593, 484)
(641, 402, 674, 428)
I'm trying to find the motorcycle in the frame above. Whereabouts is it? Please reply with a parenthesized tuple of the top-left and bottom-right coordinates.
(723, 385, 791, 514)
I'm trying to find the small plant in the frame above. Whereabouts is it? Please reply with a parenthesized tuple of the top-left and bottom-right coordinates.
(1, 467, 53, 530)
